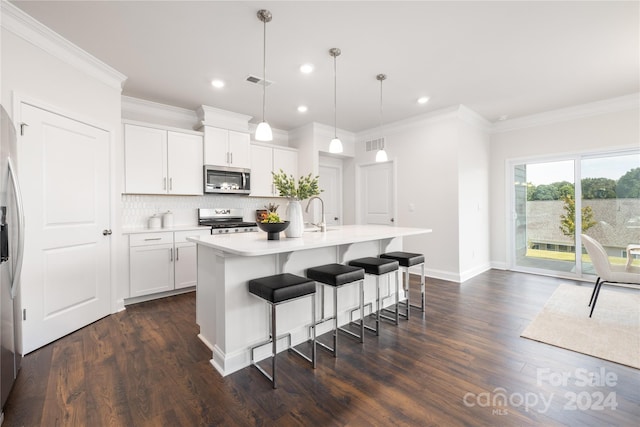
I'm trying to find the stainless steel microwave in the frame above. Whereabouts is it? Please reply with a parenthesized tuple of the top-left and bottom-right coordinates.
(203, 165, 251, 194)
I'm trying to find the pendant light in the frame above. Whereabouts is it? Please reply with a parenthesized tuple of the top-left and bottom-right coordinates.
(375, 73, 388, 162)
(328, 48, 343, 153)
(255, 9, 273, 141)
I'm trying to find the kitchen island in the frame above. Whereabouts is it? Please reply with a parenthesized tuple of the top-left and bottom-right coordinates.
(188, 224, 431, 376)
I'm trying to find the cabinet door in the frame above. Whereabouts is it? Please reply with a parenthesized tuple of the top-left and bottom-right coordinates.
(167, 131, 203, 195)
(273, 147, 298, 180)
(174, 242, 198, 289)
(124, 124, 167, 194)
(250, 144, 274, 197)
(129, 244, 174, 297)
(203, 127, 229, 166)
(228, 131, 251, 168)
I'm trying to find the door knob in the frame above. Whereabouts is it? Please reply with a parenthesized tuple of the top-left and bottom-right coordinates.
(102, 229, 112, 236)
(334, 217, 338, 221)
(390, 218, 395, 223)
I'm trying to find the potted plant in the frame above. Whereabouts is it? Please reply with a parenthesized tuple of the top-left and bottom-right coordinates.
(271, 169, 322, 237)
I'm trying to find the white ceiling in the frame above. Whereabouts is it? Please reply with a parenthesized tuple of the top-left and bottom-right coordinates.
(11, 1, 640, 133)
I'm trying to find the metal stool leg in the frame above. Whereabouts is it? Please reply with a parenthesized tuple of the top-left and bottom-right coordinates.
(271, 303, 277, 388)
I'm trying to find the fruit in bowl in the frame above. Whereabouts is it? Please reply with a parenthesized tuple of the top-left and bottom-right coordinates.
(256, 214, 289, 240)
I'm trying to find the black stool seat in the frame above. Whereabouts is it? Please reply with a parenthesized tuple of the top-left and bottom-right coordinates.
(249, 273, 316, 303)
(349, 257, 399, 275)
(380, 251, 425, 267)
(307, 264, 365, 287)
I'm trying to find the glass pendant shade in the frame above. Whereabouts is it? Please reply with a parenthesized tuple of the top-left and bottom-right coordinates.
(329, 137, 343, 153)
(255, 121, 273, 141)
(375, 148, 388, 162)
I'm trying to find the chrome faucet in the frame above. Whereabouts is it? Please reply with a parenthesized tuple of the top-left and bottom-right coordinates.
(305, 196, 326, 232)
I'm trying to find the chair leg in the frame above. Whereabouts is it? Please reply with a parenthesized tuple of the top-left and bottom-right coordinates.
(271, 303, 277, 389)
(420, 263, 425, 312)
(588, 277, 601, 307)
(359, 280, 365, 342)
(589, 280, 604, 318)
(311, 294, 316, 368)
(333, 286, 338, 357)
(376, 276, 380, 336)
(394, 270, 400, 324)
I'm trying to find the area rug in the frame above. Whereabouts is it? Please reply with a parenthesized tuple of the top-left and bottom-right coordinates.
(521, 283, 640, 369)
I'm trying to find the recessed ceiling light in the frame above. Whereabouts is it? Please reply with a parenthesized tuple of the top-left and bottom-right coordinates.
(498, 115, 509, 121)
(300, 64, 314, 74)
(297, 105, 308, 113)
(211, 79, 225, 88)
(417, 96, 430, 105)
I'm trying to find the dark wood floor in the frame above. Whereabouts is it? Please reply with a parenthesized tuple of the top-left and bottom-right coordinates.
(3, 270, 639, 426)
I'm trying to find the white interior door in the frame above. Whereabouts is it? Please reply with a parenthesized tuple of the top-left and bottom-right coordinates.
(19, 103, 111, 353)
(361, 161, 395, 225)
(319, 164, 342, 226)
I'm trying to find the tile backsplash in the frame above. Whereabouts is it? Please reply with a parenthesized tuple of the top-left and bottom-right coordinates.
(121, 194, 284, 229)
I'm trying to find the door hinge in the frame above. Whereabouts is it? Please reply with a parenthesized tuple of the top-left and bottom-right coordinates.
(23, 308, 26, 321)
(20, 123, 29, 136)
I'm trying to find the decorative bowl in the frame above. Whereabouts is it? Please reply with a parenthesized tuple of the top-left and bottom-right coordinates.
(256, 221, 290, 240)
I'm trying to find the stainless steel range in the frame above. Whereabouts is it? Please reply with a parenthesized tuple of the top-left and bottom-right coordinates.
(198, 208, 257, 234)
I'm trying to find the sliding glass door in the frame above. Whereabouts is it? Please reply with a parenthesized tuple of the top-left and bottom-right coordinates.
(511, 150, 640, 277)
(581, 152, 640, 274)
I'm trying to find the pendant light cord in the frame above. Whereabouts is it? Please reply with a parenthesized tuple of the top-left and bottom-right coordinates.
(262, 18, 267, 123)
(333, 54, 337, 139)
(379, 78, 383, 135)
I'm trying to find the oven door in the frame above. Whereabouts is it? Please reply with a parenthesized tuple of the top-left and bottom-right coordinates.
(204, 165, 250, 194)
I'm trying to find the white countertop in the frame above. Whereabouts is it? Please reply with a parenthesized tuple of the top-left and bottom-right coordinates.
(187, 224, 431, 256)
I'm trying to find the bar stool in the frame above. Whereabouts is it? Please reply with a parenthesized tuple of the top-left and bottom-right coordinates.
(380, 251, 425, 319)
(248, 273, 317, 389)
(348, 257, 400, 335)
(306, 263, 365, 357)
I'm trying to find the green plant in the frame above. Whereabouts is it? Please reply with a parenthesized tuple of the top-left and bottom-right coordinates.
(261, 212, 282, 223)
(559, 194, 597, 237)
(265, 203, 279, 213)
(272, 169, 322, 200)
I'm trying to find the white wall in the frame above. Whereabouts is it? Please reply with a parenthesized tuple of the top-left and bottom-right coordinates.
(1, 20, 125, 310)
(458, 119, 491, 280)
(489, 99, 640, 268)
(354, 107, 492, 282)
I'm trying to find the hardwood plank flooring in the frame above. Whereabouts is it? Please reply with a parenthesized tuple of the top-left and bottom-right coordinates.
(3, 270, 639, 426)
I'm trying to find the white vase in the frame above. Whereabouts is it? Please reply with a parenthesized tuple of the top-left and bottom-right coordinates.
(285, 199, 304, 238)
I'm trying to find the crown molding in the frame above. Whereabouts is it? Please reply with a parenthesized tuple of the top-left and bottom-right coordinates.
(355, 105, 465, 142)
(196, 105, 253, 132)
(491, 93, 640, 133)
(122, 96, 198, 126)
(1, 0, 127, 90)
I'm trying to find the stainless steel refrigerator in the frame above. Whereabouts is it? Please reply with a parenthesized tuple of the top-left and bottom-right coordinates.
(0, 105, 25, 420)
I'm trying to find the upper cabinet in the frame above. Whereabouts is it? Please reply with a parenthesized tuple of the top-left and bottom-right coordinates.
(124, 122, 203, 195)
(203, 126, 251, 169)
(250, 143, 298, 197)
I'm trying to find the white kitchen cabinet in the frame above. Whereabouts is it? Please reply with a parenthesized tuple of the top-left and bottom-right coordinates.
(250, 143, 298, 197)
(124, 122, 203, 195)
(203, 126, 251, 169)
(129, 229, 210, 298)
(129, 232, 174, 297)
(174, 230, 207, 289)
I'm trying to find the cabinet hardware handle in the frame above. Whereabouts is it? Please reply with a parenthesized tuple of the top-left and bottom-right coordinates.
(176, 247, 180, 261)
(226, 152, 230, 164)
(170, 248, 173, 262)
(230, 152, 233, 164)
(102, 229, 112, 236)
(144, 237, 162, 241)
(163, 177, 167, 190)
(169, 177, 173, 191)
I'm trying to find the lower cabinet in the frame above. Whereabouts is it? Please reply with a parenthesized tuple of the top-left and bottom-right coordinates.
(129, 229, 210, 298)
